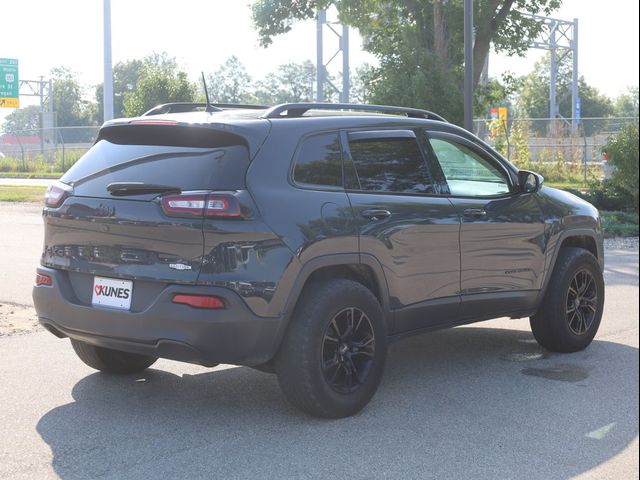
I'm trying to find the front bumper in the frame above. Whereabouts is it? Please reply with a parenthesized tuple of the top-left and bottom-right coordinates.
(32, 266, 283, 367)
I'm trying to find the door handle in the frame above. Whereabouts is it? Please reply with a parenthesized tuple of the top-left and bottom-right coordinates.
(462, 208, 487, 219)
(361, 209, 391, 221)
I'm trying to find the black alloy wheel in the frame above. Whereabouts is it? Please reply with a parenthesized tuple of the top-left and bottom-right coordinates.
(321, 307, 375, 394)
(566, 268, 598, 335)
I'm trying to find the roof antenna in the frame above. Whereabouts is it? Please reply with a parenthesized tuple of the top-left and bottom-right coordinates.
(201, 72, 215, 113)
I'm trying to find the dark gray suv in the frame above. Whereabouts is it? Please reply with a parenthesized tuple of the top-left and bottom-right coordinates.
(33, 102, 605, 418)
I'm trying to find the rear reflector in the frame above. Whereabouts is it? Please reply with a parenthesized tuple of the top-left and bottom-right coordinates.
(36, 273, 53, 286)
(161, 192, 241, 218)
(172, 294, 225, 309)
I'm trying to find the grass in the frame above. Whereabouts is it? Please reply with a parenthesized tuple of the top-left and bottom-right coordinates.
(545, 181, 589, 190)
(0, 185, 47, 203)
(0, 172, 63, 179)
(601, 211, 639, 238)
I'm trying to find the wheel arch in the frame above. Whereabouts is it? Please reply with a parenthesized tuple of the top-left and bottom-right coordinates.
(538, 228, 604, 305)
(269, 254, 391, 357)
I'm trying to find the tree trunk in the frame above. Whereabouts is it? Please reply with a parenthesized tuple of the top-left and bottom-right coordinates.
(433, 0, 449, 68)
(473, 0, 515, 85)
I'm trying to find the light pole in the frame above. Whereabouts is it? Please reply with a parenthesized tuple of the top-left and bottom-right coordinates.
(463, 0, 474, 132)
(103, 0, 114, 122)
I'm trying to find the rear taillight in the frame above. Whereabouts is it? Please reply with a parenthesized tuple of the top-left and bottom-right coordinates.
(36, 273, 52, 286)
(160, 192, 241, 218)
(172, 294, 225, 309)
(44, 182, 72, 208)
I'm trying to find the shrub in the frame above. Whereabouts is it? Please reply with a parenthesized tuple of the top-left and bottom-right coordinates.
(603, 123, 639, 210)
(564, 179, 636, 212)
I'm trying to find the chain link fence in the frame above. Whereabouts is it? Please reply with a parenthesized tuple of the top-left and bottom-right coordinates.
(1, 118, 637, 179)
(0, 126, 100, 174)
(473, 117, 639, 181)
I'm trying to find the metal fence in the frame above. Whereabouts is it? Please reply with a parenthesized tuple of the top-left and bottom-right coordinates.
(472, 117, 639, 179)
(0, 126, 100, 173)
(0, 118, 637, 176)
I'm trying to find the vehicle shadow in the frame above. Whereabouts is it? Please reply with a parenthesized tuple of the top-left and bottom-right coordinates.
(37, 326, 638, 480)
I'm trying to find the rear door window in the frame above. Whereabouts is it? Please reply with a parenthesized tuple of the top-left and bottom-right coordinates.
(346, 131, 434, 194)
(292, 132, 343, 188)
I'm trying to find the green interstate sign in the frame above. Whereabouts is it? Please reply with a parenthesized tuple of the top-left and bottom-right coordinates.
(0, 58, 19, 108)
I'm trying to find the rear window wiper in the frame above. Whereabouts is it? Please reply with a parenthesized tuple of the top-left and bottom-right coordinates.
(106, 182, 181, 196)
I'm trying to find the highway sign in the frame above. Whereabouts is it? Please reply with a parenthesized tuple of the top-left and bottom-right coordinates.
(0, 58, 19, 108)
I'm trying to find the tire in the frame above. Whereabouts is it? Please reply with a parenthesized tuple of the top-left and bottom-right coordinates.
(71, 339, 157, 374)
(275, 278, 387, 418)
(530, 247, 604, 353)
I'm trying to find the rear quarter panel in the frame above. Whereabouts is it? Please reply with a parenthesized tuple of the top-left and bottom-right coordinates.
(245, 120, 360, 317)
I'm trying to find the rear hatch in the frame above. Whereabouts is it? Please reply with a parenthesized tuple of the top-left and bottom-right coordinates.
(42, 121, 256, 286)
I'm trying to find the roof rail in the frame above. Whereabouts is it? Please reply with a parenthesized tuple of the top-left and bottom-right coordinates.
(143, 102, 269, 116)
(262, 103, 447, 122)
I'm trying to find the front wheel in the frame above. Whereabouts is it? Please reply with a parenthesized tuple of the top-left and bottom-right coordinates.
(71, 339, 157, 374)
(530, 247, 604, 353)
(275, 279, 387, 418)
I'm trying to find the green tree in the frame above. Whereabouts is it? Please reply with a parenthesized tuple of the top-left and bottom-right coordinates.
(122, 53, 196, 117)
(207, 56, 253, 104)
(516, 54, 614, 133)
(350, 64, 373, 104)
(251, 0, 561, 124)
(254, 60, 317, 104)
(1, 105, 41, 134)
(50, 66, 98, 142)
(95, 59, 144, 121)
(613, 87, 639, 118)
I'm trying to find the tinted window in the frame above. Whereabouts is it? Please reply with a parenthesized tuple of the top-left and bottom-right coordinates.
(348, 137, 433, 194)
(293, 133, 342, 188)
(61, 140, 250, 197)
(429, 138, 510, 197)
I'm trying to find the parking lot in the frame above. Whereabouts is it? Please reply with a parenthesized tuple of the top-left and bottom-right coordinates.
(0, 202, 637, 479)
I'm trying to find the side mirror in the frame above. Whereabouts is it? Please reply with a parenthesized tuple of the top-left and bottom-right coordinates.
(518, 170, 544, 194)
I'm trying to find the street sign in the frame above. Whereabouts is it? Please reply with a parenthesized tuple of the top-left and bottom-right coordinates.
(0, 58, 19, 108)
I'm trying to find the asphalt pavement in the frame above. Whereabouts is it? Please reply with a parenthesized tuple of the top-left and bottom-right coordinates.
(0, 202, 638, 479)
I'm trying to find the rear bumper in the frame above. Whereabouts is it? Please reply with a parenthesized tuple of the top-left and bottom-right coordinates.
(32, 266, 283, 367)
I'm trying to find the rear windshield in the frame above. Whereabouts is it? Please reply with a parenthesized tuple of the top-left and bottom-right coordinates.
(61, 127, 250, 197)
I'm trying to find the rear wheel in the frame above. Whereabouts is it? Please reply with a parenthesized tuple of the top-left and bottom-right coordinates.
(71, 339, 157, 374)
(275, 279, 387, 418)
(530, 247, 604, 352)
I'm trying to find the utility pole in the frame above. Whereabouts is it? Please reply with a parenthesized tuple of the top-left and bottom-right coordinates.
(571, 18, 579, 132)
(463, 0, 474, 132)
(103, 0, 114, 122)
(548, 21, 557, 119)
(341, 25, 350, 103)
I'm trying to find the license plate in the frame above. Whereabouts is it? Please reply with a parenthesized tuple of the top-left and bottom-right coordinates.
(92, 276, 133, 310)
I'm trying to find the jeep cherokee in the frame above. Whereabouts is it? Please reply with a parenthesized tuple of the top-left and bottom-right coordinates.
(33, 102, 605, 418)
